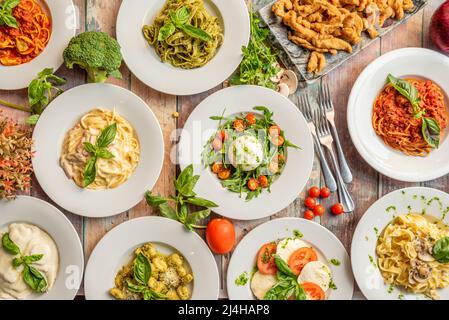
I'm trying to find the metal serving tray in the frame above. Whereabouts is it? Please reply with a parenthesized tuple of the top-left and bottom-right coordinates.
(258, 0, 428, 83)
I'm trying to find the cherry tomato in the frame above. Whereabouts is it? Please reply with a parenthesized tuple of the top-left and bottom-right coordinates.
(320, 187, 331, 199)
(245, 113, 256, 125)
(302, 282, 325, 300)
(257, 243, 278, 275)
(211, 162, 223, 174)
(233, 119, 245, 132)
(216, 130, 228, 141)
(206, 218, 235, 254)
(313, 204, 325, 217)
(303, 210, 314, 220)
(268, 125, 281, 137)
(268, 160, 279, 174)
(247, 178, 260, 191)
(270, 135, 285, 146)
(218, 168, 231, 180)
(308, 186, 320, 198)
(304, 197, 316, 209)
(288, 247, 318, 275)
(258, 175, 269, 188)
(212, 139, 222, 151)
(331, 203, 344, 215)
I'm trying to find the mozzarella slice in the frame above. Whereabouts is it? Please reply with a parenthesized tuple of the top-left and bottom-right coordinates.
(276, 238, 308, 263)
(250, 271, 277, 300)
(228, 135, 263, 171)
(297, 261, 331, 292)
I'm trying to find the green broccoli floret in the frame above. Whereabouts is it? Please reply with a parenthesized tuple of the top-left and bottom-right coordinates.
(63, 31, 123, 83)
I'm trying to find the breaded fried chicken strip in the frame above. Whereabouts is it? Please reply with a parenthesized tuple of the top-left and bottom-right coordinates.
(307, 51, 326, 74)
(272, 0, 293, 18)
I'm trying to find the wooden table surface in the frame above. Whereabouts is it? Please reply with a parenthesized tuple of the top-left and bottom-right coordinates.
(0, 0, 446, 299)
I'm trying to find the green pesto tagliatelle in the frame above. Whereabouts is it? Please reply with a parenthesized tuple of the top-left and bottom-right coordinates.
(142, 0, 223, 69)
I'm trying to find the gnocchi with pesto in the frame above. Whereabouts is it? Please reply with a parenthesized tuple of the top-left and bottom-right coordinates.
(109, 243, 193, 300)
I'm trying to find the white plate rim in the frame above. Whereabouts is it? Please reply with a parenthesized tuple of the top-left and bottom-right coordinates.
(83, 216, 220, 300)
(347, 47, 449, 182)
(351, 187, 449, 300)
(178, 85, 314, 220)
(227, 217, 354, 300)
(116, 0, 250, 95)
(32, 83, 164, 217)
(0, 0, 76, 90)
(0, 196, 84, 300)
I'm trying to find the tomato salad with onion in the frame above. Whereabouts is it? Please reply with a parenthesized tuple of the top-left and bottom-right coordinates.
(249, 234, 335, 300)
(201, 106, 300, 201)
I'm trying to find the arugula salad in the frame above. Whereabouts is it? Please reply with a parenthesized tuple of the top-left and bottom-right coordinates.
(201, 106, 300, 201)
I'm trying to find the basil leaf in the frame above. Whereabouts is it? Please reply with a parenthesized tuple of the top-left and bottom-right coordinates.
(28, 79, 45, 106)
(145, 192, 169, 206)
(150, 289, 168, 300)
(46, 74, 66, 86)
(422, 117, 440, 148)
(126, 279, 146, 293)
(83, 156, 97, 187)
(175, 165, 199, 196)
(387, 74, 421, 113)
(158, 22, 176, 41)
(38, 68, 54, 78)
(433, 236, 449, 263)
(2, 233, 20, 255)
(3, 0, 20, 11)
(23, 265, 47, 293)
(134, 253, 151, 285)
(174, 6, 190, 24)
(12, 257, 23, 267)
(95, 123, 117, 148)
(24, 254, 44, 264)
(274, 254, 296, 278)
(183, 197, 218, 208)
(1, 13, 17, 28)
(158, 203, 178, 221)
(295, 283, 307, 300)
(26, 114, 40, 125)
(179, 24, 212, 42)
(185, 209, 211, 225)
(179, 203, 188, 222)
(96, 148, 115, 159)
(83, 142, 97, 155)
(143, 290, 153, 300)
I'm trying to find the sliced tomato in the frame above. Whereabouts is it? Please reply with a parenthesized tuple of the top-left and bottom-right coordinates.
(302, 282, 325, 300)
(257, 243, 278, 275)
(288, 247, 318, 275)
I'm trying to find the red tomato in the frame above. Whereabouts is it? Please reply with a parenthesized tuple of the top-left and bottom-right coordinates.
(212, 139, 222, 151)
(211, 162, 223, 174)
(245, 113, 256, 125)
(258, 175, 269, 188)
(302, 282, 325, 300)
(320, 187, 331, 198)
(233, 119, 245, 132)
(216, 130, 228, 141)
(308, 186, 320, 198)
(303, 210, 314, 220)
(268, 125, 281, 136)
(304, 197, 316, 209)
(331, 203, 344, 215)
(206, 218, 235, 255)
(247, 178, 260, 191)
(313, 204, 325, 217)
(288, 247, 318, 275)
(270, 135, 285, 146)
(218, 168, 231, 180)
(257, 243, 278, 275)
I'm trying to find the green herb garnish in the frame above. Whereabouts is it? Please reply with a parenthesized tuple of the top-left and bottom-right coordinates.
(432, 236, 449, 263)
(263, 257, 306, 300)
(83, 123, 117, 187)
(0, 0, 20, 28)
(235, 272, 249, 286)
(1, 233, 47, 293)
(330, 258, 341, 266)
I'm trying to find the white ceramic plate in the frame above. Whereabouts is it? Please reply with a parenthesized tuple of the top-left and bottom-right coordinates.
(351, 187, 449, 300)
(0, 196, 83, 300)
(32, 83, 164, 217)
(227, 217, 354, 300)
(178, 85, 314, 220)
(347, 47, 449, 182)
(116, 0, 250, 95)
(84, 216, 219, 300)
(0, 0, 76, 90)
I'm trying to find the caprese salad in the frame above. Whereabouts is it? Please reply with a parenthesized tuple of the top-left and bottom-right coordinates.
(250, 236, 334, 300)
(201, 106, 300, 201)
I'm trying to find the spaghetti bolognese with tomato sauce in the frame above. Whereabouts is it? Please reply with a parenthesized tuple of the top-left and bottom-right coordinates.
(0, 0, 51, 66)
(373, 78, 448, 156)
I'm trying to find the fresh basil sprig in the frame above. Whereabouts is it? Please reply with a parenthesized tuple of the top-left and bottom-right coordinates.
(387, 74, 441, 149)
(263, 254, 306, 300)
(125, 253, 167, 300)
(1, 233, 48, 293)
(146, 164, 218, 231)
(83, 123, 117, 187)
(0, 0, 20, 28)
(158, 6, 212, 42)
(433, 236, 449, 263)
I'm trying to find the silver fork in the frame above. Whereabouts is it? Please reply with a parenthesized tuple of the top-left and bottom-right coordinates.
(319, 82, 353, 184)
(298, 94, 337, 192)
(315, 109, 355, 213)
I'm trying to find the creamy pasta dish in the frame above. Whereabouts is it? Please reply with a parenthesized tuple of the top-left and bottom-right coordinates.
(60, 109, 140, 190)
(377, 214, 449, 299)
